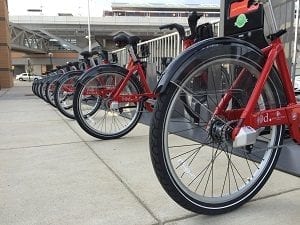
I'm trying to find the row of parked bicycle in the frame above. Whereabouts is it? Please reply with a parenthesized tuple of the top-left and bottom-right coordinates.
(32, 11, 212, 140)
(30, 2, 294, 216)
(31, 11, 226, 214)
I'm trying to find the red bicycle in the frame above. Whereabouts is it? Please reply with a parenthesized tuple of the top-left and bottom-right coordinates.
(149, 0, 300, 215)
(72, 12, 207, 139)
(53, 50, 113, 119)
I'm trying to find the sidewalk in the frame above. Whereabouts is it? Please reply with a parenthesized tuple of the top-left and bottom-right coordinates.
(0, 81, 300, 225)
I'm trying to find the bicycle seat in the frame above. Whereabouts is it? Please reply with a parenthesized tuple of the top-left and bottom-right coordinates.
(67, 61, 74, 66)
(72, 61, 79, 69)
(80, 51, 99, 58)
(67, 61, 79, 70)
(113, 33, 140, 48)
(99, 50, 109, 61)
(61, 64, 69, 69)
(50, 69, 57, 73)
(80, 51, 90, 58)
(129, 36, 140, 45)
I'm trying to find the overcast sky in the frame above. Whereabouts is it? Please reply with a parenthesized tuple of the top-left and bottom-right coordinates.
(8, 0, 220, 17)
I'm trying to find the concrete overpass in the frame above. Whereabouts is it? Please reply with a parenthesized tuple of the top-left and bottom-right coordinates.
(9, 14, 219, 76)
(10, 23, 49, 54)
(9, 15, 220, 51)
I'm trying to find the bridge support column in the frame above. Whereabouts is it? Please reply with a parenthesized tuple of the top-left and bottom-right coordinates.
(0, 0, 13, 88)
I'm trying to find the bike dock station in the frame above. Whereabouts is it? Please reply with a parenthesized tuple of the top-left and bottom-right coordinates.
(133, 0, 300, 177)
(1, 0, 300, 224)
(0, 74, 299, 225)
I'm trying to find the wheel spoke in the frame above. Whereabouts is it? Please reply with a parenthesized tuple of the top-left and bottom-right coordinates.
(151, 57, 283, 213)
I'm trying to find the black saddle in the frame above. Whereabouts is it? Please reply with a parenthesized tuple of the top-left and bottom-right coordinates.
(113, 33, 140, 48)
(80, 51, 99, 58)
(99, 50, 109, 61)
(67, 61, 79, 69)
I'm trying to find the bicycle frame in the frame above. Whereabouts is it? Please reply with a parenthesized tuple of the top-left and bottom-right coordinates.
(82, 55, 157, 112)
(109, 56, 156, 112)
(88, 27, 196, 111)
(217, 36, 300, 143)
(106, 36, 197, 112)
(81, 19, 204, 114)
(61, 80, 76, 94)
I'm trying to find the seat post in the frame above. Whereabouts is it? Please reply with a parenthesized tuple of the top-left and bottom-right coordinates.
(127, 45, 138, 62)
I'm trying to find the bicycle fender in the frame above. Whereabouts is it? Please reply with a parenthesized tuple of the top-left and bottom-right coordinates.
(155, 36, 264, 94)
(75, 64, 128, 87)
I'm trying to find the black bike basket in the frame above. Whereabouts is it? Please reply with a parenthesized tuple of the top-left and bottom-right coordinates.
(223, 0, 268, 48)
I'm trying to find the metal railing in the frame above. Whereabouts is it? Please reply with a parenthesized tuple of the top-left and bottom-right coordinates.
(111, 32, 181, 73)
(111, 21, 219, 73)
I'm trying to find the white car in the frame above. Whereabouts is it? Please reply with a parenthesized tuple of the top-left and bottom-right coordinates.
(16, 73, 42, 81)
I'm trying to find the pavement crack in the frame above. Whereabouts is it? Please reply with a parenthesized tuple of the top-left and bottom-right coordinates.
(57, 112, 162, 224)
(0, 88, 9, 97)
(160, 213, 199, 225)
(0, 141, 84, 151)
(251, 188, 300, 202)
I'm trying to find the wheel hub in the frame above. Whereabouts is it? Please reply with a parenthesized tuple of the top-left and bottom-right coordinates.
(210, 119, 234, 144)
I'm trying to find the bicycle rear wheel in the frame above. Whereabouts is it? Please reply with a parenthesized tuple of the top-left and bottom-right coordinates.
(54, 71, 83, 119)
(40, 77, 50, 103)
(73, 66, 143, 139)
(46, 75, 60, 107)
(150, 47, 284, 214)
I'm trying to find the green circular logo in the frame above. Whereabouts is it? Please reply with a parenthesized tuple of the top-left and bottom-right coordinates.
(235, 14, 248, 28)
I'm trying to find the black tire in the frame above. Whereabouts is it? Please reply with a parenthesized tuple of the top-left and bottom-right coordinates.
(32, 80, 37, 95)
(73, 66, 143, 139)
(149, 43, 284, 214)
(40, 78, 50, 102)
(54, 71, 83, 119)
(37, 78, 46, 99)
(45, 75, 60, 107)
(35, 80, 41, 97)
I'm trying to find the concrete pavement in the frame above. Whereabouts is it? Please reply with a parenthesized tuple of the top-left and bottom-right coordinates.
(0, 81, 300, 225)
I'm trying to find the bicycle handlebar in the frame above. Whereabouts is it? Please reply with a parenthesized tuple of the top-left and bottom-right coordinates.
(159, 11, 202, 40)
(159, 23, 186, 40)
(188, 11, 203, 39)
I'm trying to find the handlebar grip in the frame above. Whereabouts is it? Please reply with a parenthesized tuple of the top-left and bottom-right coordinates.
(188, 11, 202, 25)
(159, 24, 176, 30)
(159, 23, 186, 40)
(188, 11, 203, 38)
(248, 0, 259, 7)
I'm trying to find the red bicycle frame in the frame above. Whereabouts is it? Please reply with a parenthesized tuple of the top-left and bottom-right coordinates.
(110, 57, 156, 112)
(216, 37, 300, 143)
(88, 37, 197, 113)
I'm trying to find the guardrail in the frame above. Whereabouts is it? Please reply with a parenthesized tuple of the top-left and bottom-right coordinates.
(111, 21, 220, 73)
(111, 32, 182, 73)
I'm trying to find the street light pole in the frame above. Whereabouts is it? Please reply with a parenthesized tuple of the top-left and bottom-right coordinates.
(48, 52, 53, 70)
(87, 0, 92, 52)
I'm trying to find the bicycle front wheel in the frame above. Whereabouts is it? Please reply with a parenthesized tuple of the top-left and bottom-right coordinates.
(73, 66, 143, 139)
(150, 50, 284, 214)
(54, 71, 82, 119)
(45, 75, 60, 107)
